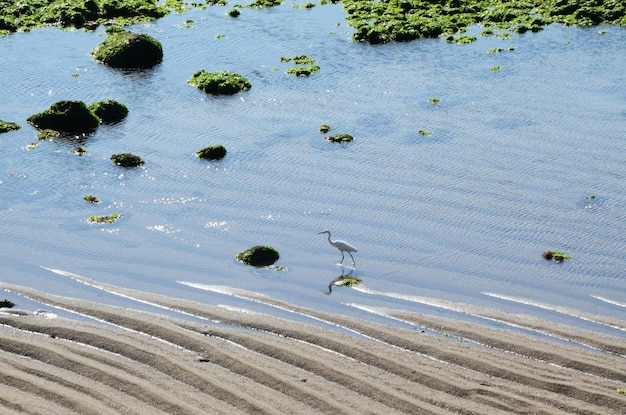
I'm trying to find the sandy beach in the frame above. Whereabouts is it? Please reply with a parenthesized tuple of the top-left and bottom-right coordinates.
(1, 271, 624, 414)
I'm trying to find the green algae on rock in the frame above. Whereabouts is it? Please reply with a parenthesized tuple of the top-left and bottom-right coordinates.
(27, 100, 100, 134)
(325, 133, 354, 143)
(37, 129, 61, 140)
(188, 70, 252, 95)
(92, 30, 163, 69)
(70, 146, 88, 155)
(236, 246, 280, 267)
(319, 124, 333, 133)
(83, 195, 100, 204)
(341, 0, 626, 44)
(282, 54, 320, 77)
(0, 0, 170, 33)
(249, 0, 282, 8)
(89, 99, 129, 123)
(196, 144, 227, 160)
(88, 213, 123, 224)
(110, 152, 144, 167)
(0, 119, 21, 134)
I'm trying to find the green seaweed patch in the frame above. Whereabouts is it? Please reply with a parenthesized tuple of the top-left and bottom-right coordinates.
(89, 100, 129, 123)
(92, 30, 163, 69)
(249, 0, 282, 8)
(490, 66, 502, 71)
(236, 245, 280, 267)
(286, 65, 320, 76)
(27, 100, 100, 134)
(0, 119, 21, 133)
(111, 152, 145, 167)
(26, 142, 39, 150)
(282, 54, 320, 77)
(189, 70, 252, 95)
(227, 8, 241, 17)
(428, 97, 440, 105)
(176, 19, 195, 28)
(83, 195, 100, 204)
(418, 130, 432, 136)
(319, 124, 333, 133)
(487, 47, 504, 54)
(37, 129, 61, 140)
(342, 0, 626, 45)
(88, 213, 123, 224)
(326, 133, 354, 143)
(0, 299, 15, 308)
(70, 146, 87, 155)
(196, 144, 227, 160)
(542, 250, 572, 263)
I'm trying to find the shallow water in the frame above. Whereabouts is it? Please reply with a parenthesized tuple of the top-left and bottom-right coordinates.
(1, 4, 625, 337)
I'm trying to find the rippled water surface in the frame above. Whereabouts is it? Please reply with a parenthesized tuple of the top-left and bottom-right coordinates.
(1, 4, 625, 336)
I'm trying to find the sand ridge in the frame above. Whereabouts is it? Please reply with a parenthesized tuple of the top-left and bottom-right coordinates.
(1, 276, 625, 414)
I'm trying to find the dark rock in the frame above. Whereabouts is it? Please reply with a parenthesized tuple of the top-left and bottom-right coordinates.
(27, 100, 99, 133)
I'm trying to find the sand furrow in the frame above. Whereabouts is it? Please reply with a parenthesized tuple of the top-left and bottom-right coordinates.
(1, 279, 625, 415)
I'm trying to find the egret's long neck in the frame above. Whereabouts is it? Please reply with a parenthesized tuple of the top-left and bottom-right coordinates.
(326, 233, 332, 244)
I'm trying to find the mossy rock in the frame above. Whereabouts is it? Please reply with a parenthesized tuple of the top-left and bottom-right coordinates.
(26, 100, 100, 133)
(0, 119, 21, 133)
(319, 124, 332, 133)
(83, 195, 100, 204)
(196, 144, 227, 160)
(92, 30, 163, 69)
(111, 152, 145, 167)
(249, 0, 282, 8)
(0, 299, 15, 308)
(89, 100, 129, 123)
(236, 245, 280, 267)
(189, 70, 252, 95)
(326, 133, 354, 143)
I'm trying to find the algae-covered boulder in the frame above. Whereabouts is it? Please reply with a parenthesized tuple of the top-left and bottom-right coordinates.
(111, 152, 144, 167)
(236, 246, 280, 267)
(92, 30, 163, 69)
(196, 145, 227, 160)
(27, 101, 100, 133)
(89, 100, 129, 123)
(189, 70, 252, 95)
(0, 119, 21, 134)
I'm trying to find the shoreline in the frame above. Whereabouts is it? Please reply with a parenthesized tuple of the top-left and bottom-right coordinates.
(1, 276, 625, 414)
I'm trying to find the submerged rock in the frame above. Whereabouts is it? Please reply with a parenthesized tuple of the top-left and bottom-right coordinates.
(92, 30, 163, 69)
(111, 152, 145, 167)
(196, 145, 227, 160)
(236, 246, 280, 267)
(27, 100, 100, 133)
(89, 100, 129, 123)
(189, 70, 251, 95)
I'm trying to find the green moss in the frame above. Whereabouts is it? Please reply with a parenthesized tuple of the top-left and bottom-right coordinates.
(189, 70, 252, 95)
(111, 152, 144, 167)
(286, 65, 320, 76)
(88, 213, 123, 224)
(542, 250, 573, 262)
(326, 133, 354, 143)
(27, 101, 100, 133)
(89, 99, 129, 123)
(196, 144, 227, 160)
(236, 245, 280, 267)
(0, 119, 21, 133)
(428, 97, 440, 105)
(418, 130, 432, 136)
(92, 31, 163, 69)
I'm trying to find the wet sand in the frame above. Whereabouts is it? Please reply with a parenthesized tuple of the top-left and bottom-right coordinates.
(1, 272, 625, 414)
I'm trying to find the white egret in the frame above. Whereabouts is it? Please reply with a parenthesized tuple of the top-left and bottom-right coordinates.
(317, 230, 357, 266)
